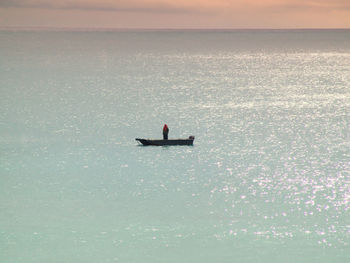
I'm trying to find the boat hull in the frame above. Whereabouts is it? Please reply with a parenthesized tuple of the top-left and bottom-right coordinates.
(136, 138, 194, 146)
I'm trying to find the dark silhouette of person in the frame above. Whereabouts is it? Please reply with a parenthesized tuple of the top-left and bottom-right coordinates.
(163, 124, 169, 140)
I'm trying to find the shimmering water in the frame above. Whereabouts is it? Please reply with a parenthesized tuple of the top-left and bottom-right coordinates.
(1, 29, 350, 262)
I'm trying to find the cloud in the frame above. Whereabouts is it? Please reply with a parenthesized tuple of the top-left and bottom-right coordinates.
(260, 0, 350, 12)
(0, 0, 206, 13)
(1, 0, 350, 15)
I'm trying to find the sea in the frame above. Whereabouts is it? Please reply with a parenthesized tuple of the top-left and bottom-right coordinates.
(1, 29, 350, 262)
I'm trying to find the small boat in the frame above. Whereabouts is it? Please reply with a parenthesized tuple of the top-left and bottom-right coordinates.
(136, 136, 195, 146)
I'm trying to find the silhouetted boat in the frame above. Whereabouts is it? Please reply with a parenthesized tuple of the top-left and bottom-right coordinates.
(136, 136, 195, 146)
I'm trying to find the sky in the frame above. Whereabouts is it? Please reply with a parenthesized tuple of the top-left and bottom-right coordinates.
(0, 0, 349, 29)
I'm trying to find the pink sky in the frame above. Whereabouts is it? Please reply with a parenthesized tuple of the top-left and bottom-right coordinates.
(1, 0, 349, 28)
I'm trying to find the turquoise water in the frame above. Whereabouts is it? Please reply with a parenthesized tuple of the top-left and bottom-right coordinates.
(1, 30, 350, 262)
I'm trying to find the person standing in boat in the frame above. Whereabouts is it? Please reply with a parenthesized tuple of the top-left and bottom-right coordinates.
(163, 124, 169, 140)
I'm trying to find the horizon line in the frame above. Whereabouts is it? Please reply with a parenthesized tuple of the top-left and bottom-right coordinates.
(1, 26, 350, 32)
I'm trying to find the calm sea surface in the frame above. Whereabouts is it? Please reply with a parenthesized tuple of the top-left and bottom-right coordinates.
(1, 29, 350, 262)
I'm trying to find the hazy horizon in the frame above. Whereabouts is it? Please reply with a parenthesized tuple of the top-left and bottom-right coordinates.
(1, 26, 350, 31)
(1, 0, 350, 29)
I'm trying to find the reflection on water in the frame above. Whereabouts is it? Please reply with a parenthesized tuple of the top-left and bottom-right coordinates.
(1, 30, 350, 262)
